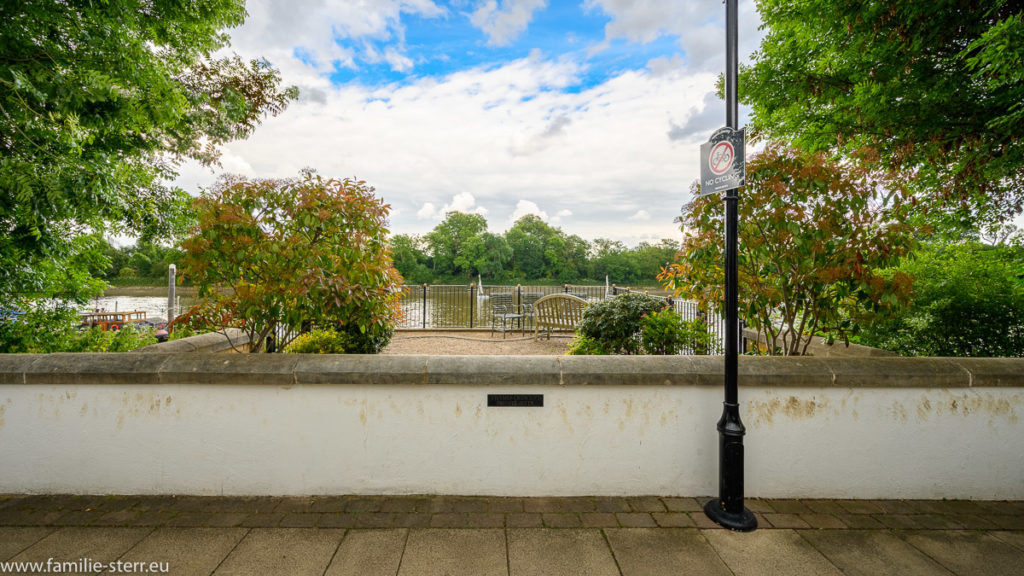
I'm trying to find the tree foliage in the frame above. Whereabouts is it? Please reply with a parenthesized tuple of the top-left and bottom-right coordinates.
(858, 242, 1024, 357)
(0, 0, 296, 306)
(179, 174, 404, 353)
(661, 144, 921, 355)
(742, 0, 1024, 227)
(424, 212, 489, 280)
(398, 212, 672, 285)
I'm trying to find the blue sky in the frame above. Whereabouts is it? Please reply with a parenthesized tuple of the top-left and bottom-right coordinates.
(174, 0, 767, 246)
(325, 2, 682, 91)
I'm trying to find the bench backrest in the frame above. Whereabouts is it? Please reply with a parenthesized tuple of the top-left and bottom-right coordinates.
(533, 294, 588, 329)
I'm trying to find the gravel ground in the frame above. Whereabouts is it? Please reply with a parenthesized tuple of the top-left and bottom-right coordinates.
(383, 330, 573, 355)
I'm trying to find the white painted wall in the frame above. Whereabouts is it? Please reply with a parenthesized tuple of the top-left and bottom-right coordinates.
(0, 382, 1020, 498)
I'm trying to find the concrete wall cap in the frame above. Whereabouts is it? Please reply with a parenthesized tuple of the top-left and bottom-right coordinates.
(1, 354, 1022, 388)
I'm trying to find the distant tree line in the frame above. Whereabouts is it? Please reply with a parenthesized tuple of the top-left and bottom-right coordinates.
(90, 238, 183, 284)
(391, 212, 679, 285)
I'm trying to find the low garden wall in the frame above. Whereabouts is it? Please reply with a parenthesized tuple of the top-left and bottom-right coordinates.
(0, 354, 1021, 499)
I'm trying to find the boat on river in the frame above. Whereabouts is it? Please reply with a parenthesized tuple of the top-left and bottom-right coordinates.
(79, 310, 164, 332)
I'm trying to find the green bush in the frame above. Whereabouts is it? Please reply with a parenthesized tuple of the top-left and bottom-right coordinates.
(565, 334, 609, 355)
(338, 322, 394, 354)
(0, 307, 156, 353)
(575, 293, 666, 355)
(859, 243, 1024, 357)
(640, 307, 718, 355)
(284, 328, 353, 354)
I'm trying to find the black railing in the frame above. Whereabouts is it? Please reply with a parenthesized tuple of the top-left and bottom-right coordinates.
(394, 283, 728, 352)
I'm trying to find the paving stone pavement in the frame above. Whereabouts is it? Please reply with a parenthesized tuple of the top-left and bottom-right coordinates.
(1, 495, 1022, 575)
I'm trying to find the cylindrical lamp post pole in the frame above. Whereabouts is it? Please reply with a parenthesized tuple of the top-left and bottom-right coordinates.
(703, 0, 756, 532)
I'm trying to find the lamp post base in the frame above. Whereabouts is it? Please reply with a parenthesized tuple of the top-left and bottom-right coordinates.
(704, 499, 757, 532)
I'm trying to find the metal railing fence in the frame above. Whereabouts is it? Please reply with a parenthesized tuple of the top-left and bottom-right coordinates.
(394, 283, 729, 354)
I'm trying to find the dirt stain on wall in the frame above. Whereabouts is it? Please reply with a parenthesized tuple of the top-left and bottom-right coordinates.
(748, 395, 830, 427)
(918, 391, 1020, 425)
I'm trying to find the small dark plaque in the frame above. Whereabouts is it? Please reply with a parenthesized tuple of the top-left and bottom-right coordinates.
(487, 394, 544, 407)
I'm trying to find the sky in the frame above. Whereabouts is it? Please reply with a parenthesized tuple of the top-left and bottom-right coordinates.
(173, 0, 766, 246)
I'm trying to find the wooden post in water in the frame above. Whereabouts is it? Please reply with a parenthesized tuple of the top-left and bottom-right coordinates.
(168, 264, 176, 324)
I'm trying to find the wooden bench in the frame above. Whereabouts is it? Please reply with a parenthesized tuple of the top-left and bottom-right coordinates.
(533, 294, 588, 339)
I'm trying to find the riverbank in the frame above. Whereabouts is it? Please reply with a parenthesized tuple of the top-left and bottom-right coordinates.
(102, 285, 197, 297)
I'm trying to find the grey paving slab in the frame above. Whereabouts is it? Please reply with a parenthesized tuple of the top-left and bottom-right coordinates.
(799, 530, 954, 576)
(8, 527, 152, 566)
(508, 529, 619, 576)
(606, 528, 731, 576)
(119, 528, 249, 576)
(702, 529, 843, 576)
(0, 527, 53, 560)
(901, 530, 1024, 576)
(991, 531, 1024, 552)
(212, 528, 345, 576)
(325, 529, 407, 576)
(399, 529, 506, 576)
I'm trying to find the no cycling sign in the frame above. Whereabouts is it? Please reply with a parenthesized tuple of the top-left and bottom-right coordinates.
(699, 126, 745, 196)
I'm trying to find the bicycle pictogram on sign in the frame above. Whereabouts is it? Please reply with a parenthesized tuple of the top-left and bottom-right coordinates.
(709, 141, 734, 175)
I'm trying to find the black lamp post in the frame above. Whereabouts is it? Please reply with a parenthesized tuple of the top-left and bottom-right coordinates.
(703, 0, 757, 532)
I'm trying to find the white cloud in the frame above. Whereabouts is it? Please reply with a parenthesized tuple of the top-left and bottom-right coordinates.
(444, 192, 489, 215)
(470, 0, 548, 46)
(417, 193, 488, 222)
(225, 0, 446, 82)
(181, 53, 704, 244)
(507, 200, 548, 227)
(171, 3, 749, 246)
(550, 209, 572, 225)
(628, 210, 651, 221)
(417, 202, 440, 220)
(584, 0, 765, 70)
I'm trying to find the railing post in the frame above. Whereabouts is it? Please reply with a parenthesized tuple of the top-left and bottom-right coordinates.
(517, 284, 523, 313)
(469, 283, 475, 329)
(422, 284, 428, 329)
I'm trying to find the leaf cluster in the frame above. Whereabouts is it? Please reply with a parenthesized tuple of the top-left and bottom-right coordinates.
(0, 0, 295, 306)
(858, 242, 1024, 356)
(574, 293, 667, 355)
(662, 144, 922, 355)
(0, 308, 156, 353)
(284, 328, 354, 354)
(742, 0, 1024, 227)
(178, 173, 404, 353)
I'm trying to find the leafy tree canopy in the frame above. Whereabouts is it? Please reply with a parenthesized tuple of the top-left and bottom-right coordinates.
(179, 173, 404, 353)
(858, 241, 1024, 357)
(742, 0, 1024, 227)
(662, 144, 921, 355)
(0, 0, 297, 306)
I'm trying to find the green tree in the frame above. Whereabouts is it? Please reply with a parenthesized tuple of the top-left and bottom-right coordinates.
(630, 240, 679, 284)
(742, 0, 1024, 227)
(469, 232, 513, 282)
(590, 239, 635, 283)
(179, 173, 404, 353)
(859, 242, 1024, 357)
(504, 215, 588, 281)
(390, 234, 433, 284)
(505, 215, 553, 279)
(662, 144, 920, 355)
(0, 0, 296, 307)
(425, 212, 489, 280)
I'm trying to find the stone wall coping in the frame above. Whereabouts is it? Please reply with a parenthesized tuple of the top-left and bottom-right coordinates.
(133, 328, 249, 354)
(0, 354, 1022, 388)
